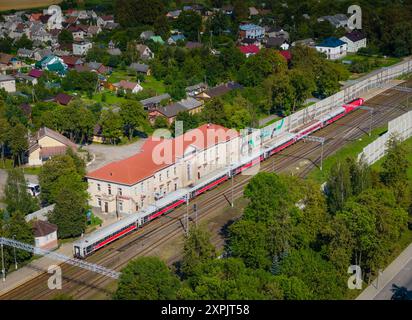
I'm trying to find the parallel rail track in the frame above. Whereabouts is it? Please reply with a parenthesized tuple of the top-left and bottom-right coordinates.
(1, 82, 411, 300)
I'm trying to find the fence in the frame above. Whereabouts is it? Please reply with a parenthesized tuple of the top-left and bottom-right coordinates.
(261, 58, 412, 141)
(358, 110, 412, 165)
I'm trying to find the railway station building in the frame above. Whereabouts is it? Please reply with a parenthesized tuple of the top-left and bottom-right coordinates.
(86, 124, 245, 215)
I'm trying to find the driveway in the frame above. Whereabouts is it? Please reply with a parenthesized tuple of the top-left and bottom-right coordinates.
(83, 139, 147, 172)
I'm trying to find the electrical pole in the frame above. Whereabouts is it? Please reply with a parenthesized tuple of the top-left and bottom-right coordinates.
(193, 204, 198, 226)
(1, 242, 5, 282)
(13, 235, 17, 270)
(231, 173, 234, 207)
(320, 141, 324, 171)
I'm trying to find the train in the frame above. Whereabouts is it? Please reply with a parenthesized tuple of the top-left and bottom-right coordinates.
(73, 98, 365, 259)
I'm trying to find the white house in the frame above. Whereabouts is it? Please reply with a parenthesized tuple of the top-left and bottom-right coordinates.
(73, 41, 93, 56)
(0, 75, 16, 93)
(113, 80, 143, 94)
(33, 220, 58, 251)
(340, 30, 367, 53)
(316, 37, 347, 60)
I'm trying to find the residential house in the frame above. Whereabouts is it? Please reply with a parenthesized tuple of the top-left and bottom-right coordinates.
(239, 24, 265, 40)
(239, 45, 260, 57)
(0, 75, 16, 93)
(150, 97, 204, 125)
(196, 82, 243, 100)
(73, 40, 92, 55)
(33, 220, 58, 251)
(240, 37, 261, 46)
(27, 127, 77, 166)
(0, 53, 22, 71)
(97, 15, 114, 27)
(16, 69, 43, 85)
(150, 36, 165, 45)
(136, 44, 154, 60)
(267, 27, 290, 40)
(87, 25, 102, 37)
(291, 38, 316, 48)
(17, 48, 34, 59)
(35, 55, 67, 74)
(54, 93, 73, 105)
(340, 30, 367, 53)
(221, 5, 234, 15)
(140, 93, 171, 110)
(113, 80, 143, 94)
(265, 37, 290, 50)
(249, 7, 259, 17)
(140, 31, 155, 41)
(62, 55, 84, 69)
(316, 37, 348, 60)
(168, 34, 186, 45)
(33, 48, 53, 61)
(129, 63, 151, 75)
(86, 123, 240, 214)
(166, 10, 182, 19)
(318, 14, 349, 29)
(86, 61, 110, 74)
(185, 83, 208, 97)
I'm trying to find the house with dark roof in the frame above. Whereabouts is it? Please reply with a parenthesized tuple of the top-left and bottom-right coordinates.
(33, 220, 58, 251)
(62, 55, 84, 69)
(150, 97, 204, 125)
(140, 93, 171, 110)
(315, 37, 347, 60)
(54, 93, 73, 105)
(196, 82, 243, 100)
(186, 83, 208, 97)
(340, 30, 367, 53)
(265, 36, 290, 50)
(318, 14, 349, 28)
(129, 63, 151, 75)
(27, 127, 77, 166)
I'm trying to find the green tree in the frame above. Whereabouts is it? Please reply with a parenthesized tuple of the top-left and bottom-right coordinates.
(176, 11, 202, 41)
(49, 185, 87, 239)
(100, 109, 123, 144)
(114, 257, 180, 300)
(4, 168, 39, 215)
(0, 117, 10, 163)
(181, 225, 217, 277)
(15, 34, 33, 50)
(115, 0, 164, 27)
(233, 0, 249, 21)
(7, 123, 28, 166)
(58, 29, 74, 45)
(119, 101, 148, 140)
(154, 15, 170, 40)
(289, 69, 316, 112)
(326, 160, 352, 213)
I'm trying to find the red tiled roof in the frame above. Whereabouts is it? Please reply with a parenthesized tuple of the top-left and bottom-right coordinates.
(239, 45, 260, 55)
(62, 55, 81, 66)
(54, 93, 73, 105)
(115, 80, 139, 91)
(87, 124, 239, 185)
(28, 69, 43, 78)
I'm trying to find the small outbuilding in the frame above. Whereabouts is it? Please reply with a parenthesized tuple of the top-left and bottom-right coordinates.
(33, 220, 58, 251)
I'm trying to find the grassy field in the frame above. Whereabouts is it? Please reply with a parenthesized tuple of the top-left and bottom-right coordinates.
(0, 0, 61, 11)
(308, 125, 389, 183)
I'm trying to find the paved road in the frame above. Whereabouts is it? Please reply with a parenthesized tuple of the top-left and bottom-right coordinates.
(357, 242, 412, 300)
(83, 139, 146, 172)
(375, 258, 412, 300)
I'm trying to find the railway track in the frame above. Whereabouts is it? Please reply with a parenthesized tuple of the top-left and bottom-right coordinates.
(1, 81, 411, 300)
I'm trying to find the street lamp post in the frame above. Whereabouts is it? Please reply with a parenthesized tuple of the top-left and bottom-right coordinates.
(231, 173, 234, 208)
(13, 235, 17, 270)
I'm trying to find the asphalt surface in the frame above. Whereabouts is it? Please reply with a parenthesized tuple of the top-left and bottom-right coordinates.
(375, 258, 412, 300)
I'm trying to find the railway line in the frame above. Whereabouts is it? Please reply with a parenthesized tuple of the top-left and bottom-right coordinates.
(1, 81, 411, 300)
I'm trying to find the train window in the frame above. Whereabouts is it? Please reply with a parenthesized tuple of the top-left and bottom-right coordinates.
(108, 184, 112, 195)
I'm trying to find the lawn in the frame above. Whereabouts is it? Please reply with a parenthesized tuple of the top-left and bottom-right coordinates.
(308, 125, 389, 183)
(0, 0, 61, 11)
(140, 76, 166, 94)
(371, 136, 412, 180)
(89, 91, 128, 104)
(342, 53, 402, 79)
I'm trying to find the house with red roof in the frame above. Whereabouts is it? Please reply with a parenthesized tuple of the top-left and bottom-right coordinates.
(238, 45, 260, 57)
(54, 93, 73, 105)
(86, 124, 241, 214)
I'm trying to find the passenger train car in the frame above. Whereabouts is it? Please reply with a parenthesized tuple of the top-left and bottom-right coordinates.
(73, 98, 364, 258)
